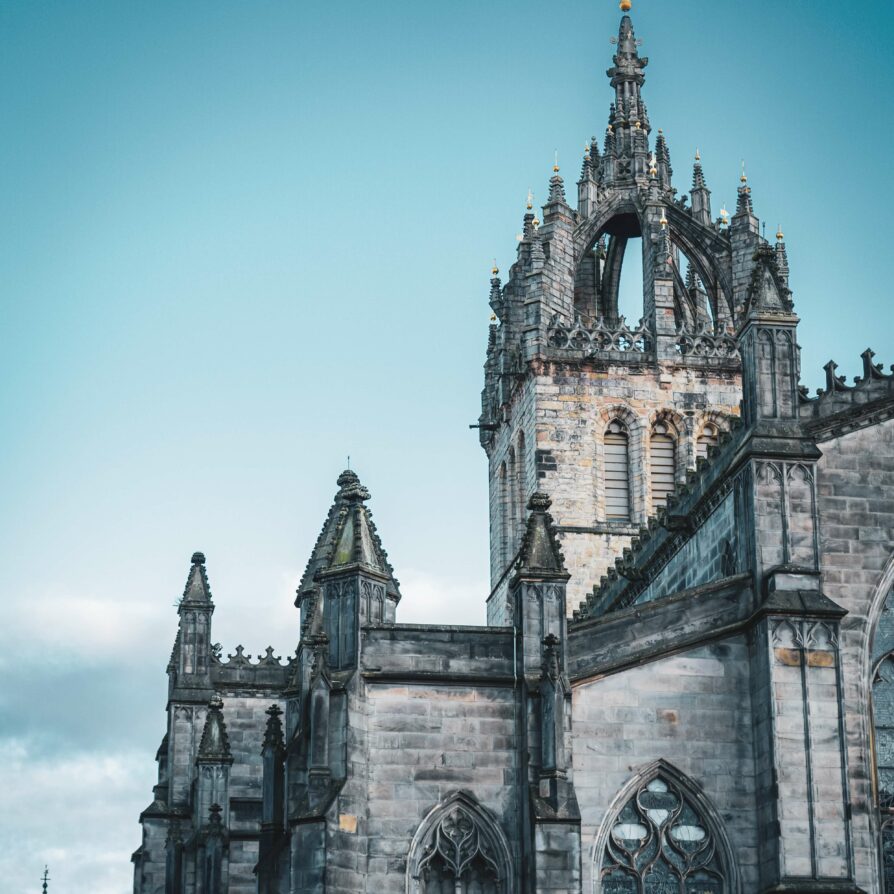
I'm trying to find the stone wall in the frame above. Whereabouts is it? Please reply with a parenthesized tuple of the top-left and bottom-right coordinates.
(362, 682, 521, 893)
(488, 359, 742, 610)
(816, 416, 894, 893)
(571, 638, 758, 892)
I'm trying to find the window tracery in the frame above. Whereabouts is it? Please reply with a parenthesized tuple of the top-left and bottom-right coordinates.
(599, 775, 727, 893)
(407, 793, 512, 894)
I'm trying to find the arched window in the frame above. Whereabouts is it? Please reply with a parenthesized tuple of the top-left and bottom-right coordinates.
(604, 420, 631, 522)
(598, 771, 731, 893)
(650, 423, 677, 510)
(507, 447, 517, 554)
(696, 422, 720, 462)
(498, 462, 508, 565)
(516, 432, 527, 533)
(871, 585, 894, 889)
(407, 792, 514, 894)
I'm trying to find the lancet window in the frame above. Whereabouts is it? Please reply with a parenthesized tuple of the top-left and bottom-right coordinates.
(871, 585, 894, 889)
(604, 420, 631, 521)
(650, 423, 677, 510)
(599, 775, 728, 893)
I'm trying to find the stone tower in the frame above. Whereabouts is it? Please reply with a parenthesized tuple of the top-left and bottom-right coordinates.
(479, 12, 762, 616)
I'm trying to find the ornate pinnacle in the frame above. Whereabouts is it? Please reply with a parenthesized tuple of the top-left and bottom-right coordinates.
(692, 151, 707, 190)
(548, 170, 566, 204)
(336, 469, 370, 502)
(263, 703, 285, 751)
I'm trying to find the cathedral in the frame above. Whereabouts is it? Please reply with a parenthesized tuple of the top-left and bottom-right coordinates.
(132, 4, 894, 892)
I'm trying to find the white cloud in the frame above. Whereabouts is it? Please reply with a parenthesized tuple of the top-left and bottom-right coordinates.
(0, 739, 151, 894)
(0, 589, 172, 669)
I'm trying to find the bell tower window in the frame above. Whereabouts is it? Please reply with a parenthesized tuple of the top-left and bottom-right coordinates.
(604, 421, 631, 522)
(650, 423, 677, 509)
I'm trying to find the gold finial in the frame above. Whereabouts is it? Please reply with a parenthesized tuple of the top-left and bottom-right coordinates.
(776, 226, 784, 242)
(532, 214, 540, 228)
(584, 142, 590, 159)
(695, 147, 701, 162)
(553, 150, 560, 173)
(490, 312, 497, 322)
(659, 208, 668, 228)
(526, 189, 533, 210)
(491, 259, 499, 277)
(607, 124, 614, 134)
(649, 152, 658, 177)
(634, 119, 642, 130)
(719, 205, 730, 225)
(740, 160, 747, 183)
(620, 0, 632, 11)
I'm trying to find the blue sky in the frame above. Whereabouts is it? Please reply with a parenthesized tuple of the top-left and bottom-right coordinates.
(1, 1, 892, 890)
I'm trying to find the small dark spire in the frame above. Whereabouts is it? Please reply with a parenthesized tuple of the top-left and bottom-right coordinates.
(692, 149, 707, 190)
(548, 171, 566, 204)
(515, 492, 569, 577)
(181, 551, 212, 605)
(735, 162, 754, 216)
(41, 867, 50, 894)
(262, 704, 285, 752)
(198, 694, 233, 762)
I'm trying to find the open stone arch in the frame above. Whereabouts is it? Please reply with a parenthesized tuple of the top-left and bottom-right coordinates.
(664, 204, 734, 327)
(591, 760, 740, 894)
(573, 201, 649, 325)
(406, 791, 515, 894)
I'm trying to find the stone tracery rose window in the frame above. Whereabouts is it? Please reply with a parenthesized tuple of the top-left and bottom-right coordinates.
(600, 776, 726, 893)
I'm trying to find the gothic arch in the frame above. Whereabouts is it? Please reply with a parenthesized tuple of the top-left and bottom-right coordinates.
(694, 410, 730, 442)
(647, 409, 687, 509)
(575, 197, 644, 261)
(596, 404, 646, 523)
(591, 760, 740, 894)
(863, 552, 894, 891)
(406, 791, 514, 894)
(694, 411, 730, 466)
(664, 205, 734, 323)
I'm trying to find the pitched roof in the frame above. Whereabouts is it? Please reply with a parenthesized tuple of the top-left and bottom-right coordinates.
(515, 492, 569, 578)
(295, 471, 401, 630)
(181, 551, 213, 606)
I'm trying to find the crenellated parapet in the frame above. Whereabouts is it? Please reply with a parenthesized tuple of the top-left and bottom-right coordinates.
(799, 349, 894, 439)
(210, 645, 293, 688)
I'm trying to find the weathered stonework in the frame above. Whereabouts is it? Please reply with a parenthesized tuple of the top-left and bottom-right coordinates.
(134, 8, 893, 894)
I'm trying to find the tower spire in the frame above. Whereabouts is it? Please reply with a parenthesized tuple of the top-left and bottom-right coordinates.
(42, 867, 49, 894)
(604, 11, 650, 184)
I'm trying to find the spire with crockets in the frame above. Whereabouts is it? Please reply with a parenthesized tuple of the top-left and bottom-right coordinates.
(603, 12, 652, 186)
